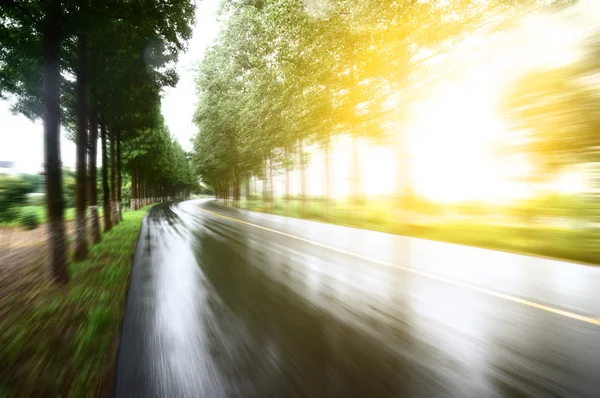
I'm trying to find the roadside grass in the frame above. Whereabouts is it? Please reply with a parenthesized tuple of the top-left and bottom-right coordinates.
(0, 206, 104, 228)
(407, 223, 598, 265)
(0, 206, 150, 398)
(236, 198, 599, 265)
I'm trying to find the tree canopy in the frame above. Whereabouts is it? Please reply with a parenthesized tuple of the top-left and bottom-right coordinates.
(0, 0, 196, 281)
(192, 0, 573, 201)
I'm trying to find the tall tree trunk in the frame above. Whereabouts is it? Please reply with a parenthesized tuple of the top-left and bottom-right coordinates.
(245, 176, 250, 200)
(285, 147, 290, 212)
(117, 131, 122, 221)
(110, 131, 117, 225)
(140, 175, 144, 207)
(225, 179, 229, 204)
(268, 154, 274, 211)
(324, 137, 332, 218)
(139, 172, 143, 207)
(299, 139, 307, 215)
(131, 165, 137, 210)
(74, 34, 88, 261)
(43, 0, 68, 283)
(396, 124, 413, 219)
(101, 123, 112, 232)
(233, 169, 240, 207)
(324, 137, 331, 200)
(262, 160, 268, 205)
(351, 134, 362, 202)
(136, 168, 140, 207)
(88, 106, 100, 243)
(349, 36, 362, 205)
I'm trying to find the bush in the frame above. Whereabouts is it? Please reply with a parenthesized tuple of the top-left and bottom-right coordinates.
(26, 193, 46, 206)
(121, 181, 131, 206)
(0, 176, 31, 221)
(64, 177, 76, 208)
(19, 208, 41, 230)
(2, 206, 21, 223)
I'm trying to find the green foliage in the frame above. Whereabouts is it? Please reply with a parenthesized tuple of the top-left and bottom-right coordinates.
(199, 185, 215, 195)
(192, 0, 568, 195)
(19, 208, 41, 230)
(63, 176, 76, 208)
(21, 174, 44, 193)
(0, 206, 151, 396)
(20, 206, 46, 222)
(240, 197, 600, 264)
(0, 176, 31, 222)
(121, 180, 131, 207)
(26, 194, 45, 206)
(503, 32, 600, 173)
(1, 207, 21, 224)
(125, 118, 197, 196)
(0, 0, 196, 221)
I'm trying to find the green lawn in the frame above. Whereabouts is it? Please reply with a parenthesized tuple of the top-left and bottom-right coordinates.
(22, 205, 104, 223)
(235, 198, 599, 265)
(0, 206, 104, 228)
(0, 206, 150, 398)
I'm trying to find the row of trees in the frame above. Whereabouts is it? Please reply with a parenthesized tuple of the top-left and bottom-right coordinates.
(0, 0, 196, 283)
(192, 0, 574, 205)
(503, 33, 600, 179)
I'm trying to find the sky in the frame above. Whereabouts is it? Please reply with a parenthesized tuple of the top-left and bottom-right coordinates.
(162, 0, 221, 152)
(0, 0, 221, 174)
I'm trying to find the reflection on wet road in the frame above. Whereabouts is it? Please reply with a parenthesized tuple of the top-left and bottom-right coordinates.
(115, 200, 600, 397)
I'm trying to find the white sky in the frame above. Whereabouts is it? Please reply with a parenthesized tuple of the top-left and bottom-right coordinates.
(162, 0, 222, 152)
(0, 0, 221, 174)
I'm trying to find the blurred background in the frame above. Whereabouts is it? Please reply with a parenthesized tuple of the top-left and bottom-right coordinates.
(193, 0, 600, 265)
(3, 0, 600, 396)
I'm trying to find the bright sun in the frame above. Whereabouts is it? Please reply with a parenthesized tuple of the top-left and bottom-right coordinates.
(394, 9, 583, 203)
(405, 79, 537, 203)
(294, 5, 589, 202)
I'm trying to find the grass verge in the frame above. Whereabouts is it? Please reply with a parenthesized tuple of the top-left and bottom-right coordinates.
(235, 199, 598, 265)
(0, 206, 151, 398)
(0, 206, 107, 228)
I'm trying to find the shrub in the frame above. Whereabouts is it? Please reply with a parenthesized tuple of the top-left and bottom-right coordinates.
(19, 208, 41, 230)
(64, 177, 76, 208)
(0, 176, 31, 221)
(2, 206, 21, 223)
(26, 193, 46, 206)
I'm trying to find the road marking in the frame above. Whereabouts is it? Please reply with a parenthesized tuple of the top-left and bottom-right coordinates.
(198, 207, 600, 327)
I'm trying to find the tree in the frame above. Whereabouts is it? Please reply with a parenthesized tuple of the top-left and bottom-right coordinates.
(0, 0, 194, 282)
(88, 105, 101, 243)
(503, 26, 600, 176)
(0, 0, 69, 282)
(193, 0, 567, 208)
(504, 67, 600, 173)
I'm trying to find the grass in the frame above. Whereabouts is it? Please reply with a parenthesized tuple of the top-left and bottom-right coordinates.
(0, 206, 104, 228)
(235, 198, 599, 265)
(407, 222, 598, 265)
(0, 205, 151, 398)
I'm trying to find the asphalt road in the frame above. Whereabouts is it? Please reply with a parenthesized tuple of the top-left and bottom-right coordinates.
(114, 199, 600, 397)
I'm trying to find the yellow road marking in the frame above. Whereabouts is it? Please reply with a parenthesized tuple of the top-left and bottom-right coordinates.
(199, 207, 600, 327)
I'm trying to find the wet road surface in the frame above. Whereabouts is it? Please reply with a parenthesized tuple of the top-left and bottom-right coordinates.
(114, 200, 600, 397)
